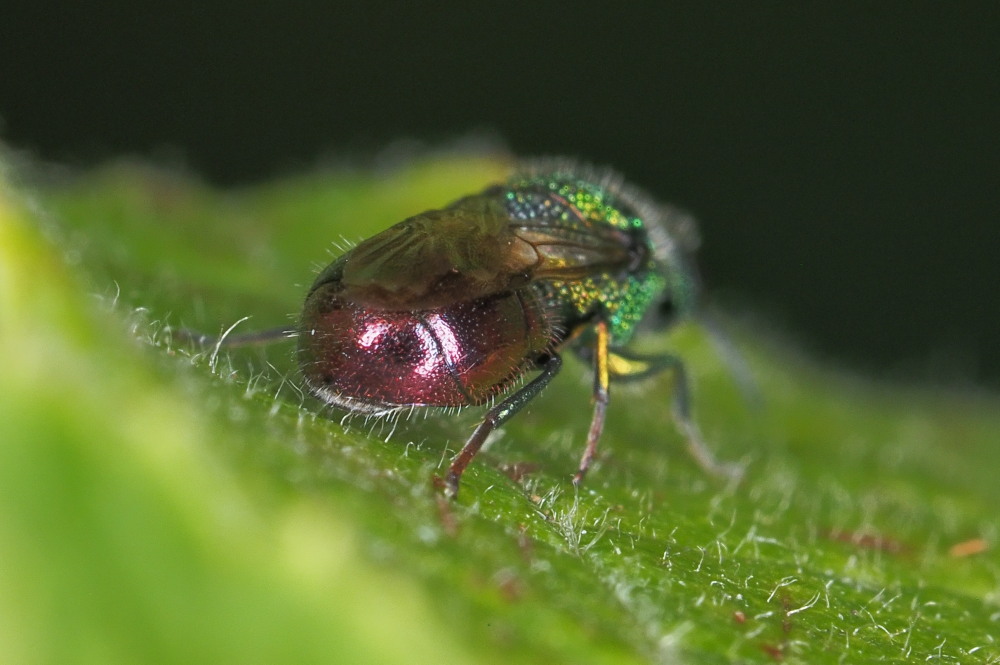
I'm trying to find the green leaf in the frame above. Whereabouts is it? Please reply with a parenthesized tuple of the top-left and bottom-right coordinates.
(2, 152, 998, 664)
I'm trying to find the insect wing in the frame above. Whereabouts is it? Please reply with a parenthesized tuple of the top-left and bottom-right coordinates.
(512, 221, 634, 281)
(339, 195, 538, 310)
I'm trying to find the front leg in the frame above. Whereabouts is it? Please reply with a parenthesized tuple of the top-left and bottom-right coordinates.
(606, 348, 744, 482)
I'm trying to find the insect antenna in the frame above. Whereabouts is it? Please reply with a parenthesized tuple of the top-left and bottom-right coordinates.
(697, 311, 763, 409)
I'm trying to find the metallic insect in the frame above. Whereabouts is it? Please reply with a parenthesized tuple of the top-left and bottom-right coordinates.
(291, 161, 736, 496)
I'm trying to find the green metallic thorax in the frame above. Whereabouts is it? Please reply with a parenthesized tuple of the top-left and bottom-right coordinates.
(501, 173, 667, 348)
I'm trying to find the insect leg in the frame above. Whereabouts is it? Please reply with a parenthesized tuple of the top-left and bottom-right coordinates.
(607, 349, 743, 482)
(174, 324, 295, 348)
(445, 354, 563, 498)
(573, 320, 610, 486)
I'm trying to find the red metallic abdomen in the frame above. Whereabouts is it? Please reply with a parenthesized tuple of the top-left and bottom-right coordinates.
(298, 283, 553, 411)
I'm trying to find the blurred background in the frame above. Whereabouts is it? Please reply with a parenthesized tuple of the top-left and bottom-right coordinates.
(2, 3, 998, 387)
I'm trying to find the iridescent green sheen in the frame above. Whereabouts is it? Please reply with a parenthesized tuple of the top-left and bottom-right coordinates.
(504, 174, 636, 231)
(545, 272, 666, 347)
(503, 172, 666, 346)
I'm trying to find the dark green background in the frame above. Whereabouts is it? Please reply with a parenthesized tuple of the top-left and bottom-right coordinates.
(2, 3, 997, 385)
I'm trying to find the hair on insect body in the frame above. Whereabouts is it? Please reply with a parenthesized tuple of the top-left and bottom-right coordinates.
(184, 159, 745, 498)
